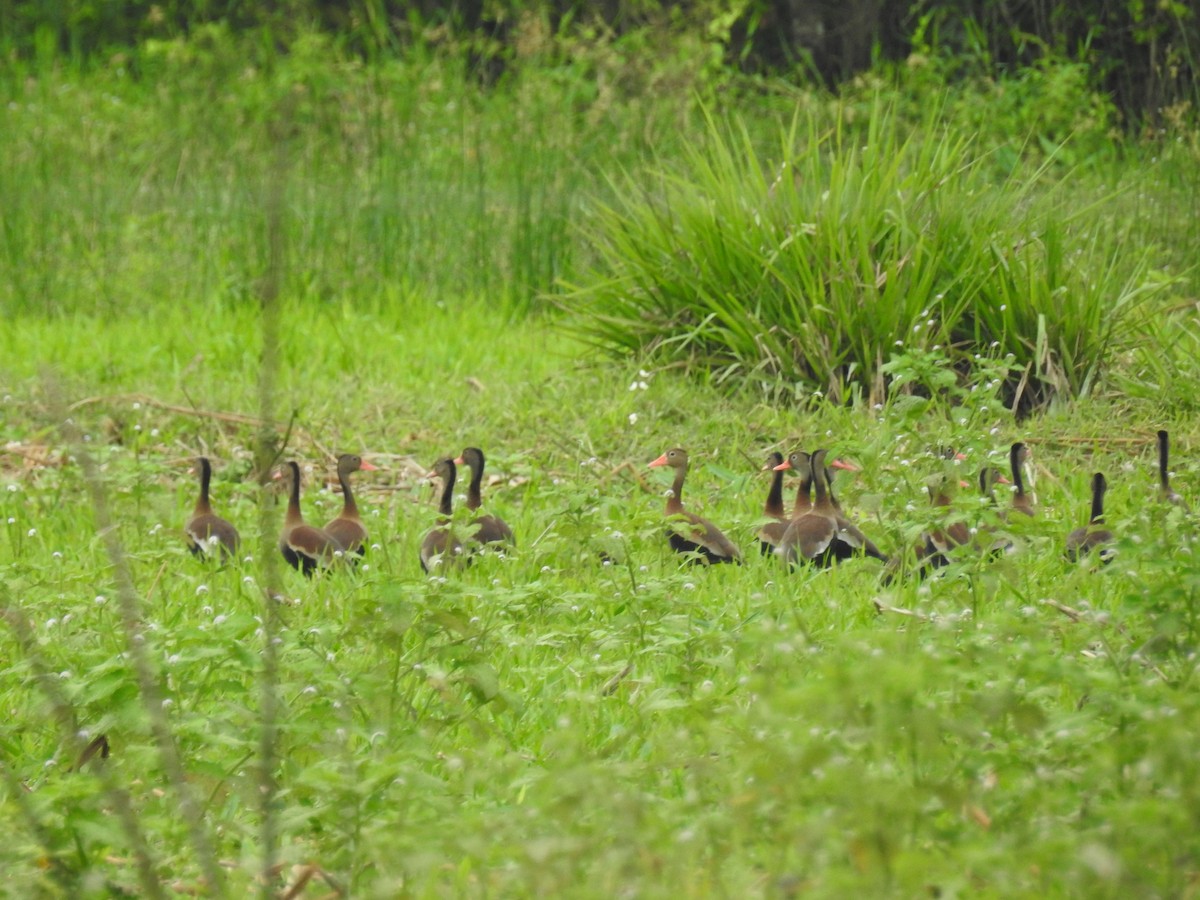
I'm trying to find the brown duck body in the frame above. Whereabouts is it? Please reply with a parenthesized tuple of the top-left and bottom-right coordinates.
(279, 461, 344, 576)
(323, 453, 378, 557)
(454, 447, 515, 548)
(420, 458, 466, 573)
(777, 450, 887, 567)
(1066, 472, 1115, 563)
(649, 448, 742, 565)
(758, 451, 789, 556)
(186, 457, 240, 561)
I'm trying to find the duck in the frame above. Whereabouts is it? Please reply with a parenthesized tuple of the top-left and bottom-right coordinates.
(420, 458, 466, 573)
(757, 451, 789, 556)
(1008, 442, 1036, 517)
(185, 457, 240, 561)
(1157, 430, 1189, 510)
(279, 461, 344, 576)
(776, 449, 887, 567)
(648, 447, 742, 564)
(821, 458, 889, 564)
(1065, 472, 1115, 563)
(453, 447, 515, 548)
(775, 450, 838, 566)
(323, 453, 378, 558)
(917, 474, 972, 570)
(974, 465, 1013, 555)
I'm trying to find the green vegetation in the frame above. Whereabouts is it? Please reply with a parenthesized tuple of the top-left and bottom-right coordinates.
(561, 102, 1182, 410)
(3, 13, 1200, 898)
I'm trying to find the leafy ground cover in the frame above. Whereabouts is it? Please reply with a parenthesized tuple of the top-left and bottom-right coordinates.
(4, 300, 1200, 897)
(3, 34, 1200, 899)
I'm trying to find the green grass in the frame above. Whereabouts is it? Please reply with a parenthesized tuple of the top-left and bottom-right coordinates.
(5, 300, 1200, 896)
(560, 101, 1187, 411)
(4, 38, 1200, 899)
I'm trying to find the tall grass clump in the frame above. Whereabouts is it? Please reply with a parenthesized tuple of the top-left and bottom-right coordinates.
(560, 101, 1179, 411)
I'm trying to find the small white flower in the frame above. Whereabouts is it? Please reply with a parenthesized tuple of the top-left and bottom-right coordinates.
(196, 585, 209, 596)
(94, 595, 107, 605)
(167, 654, 181, 665)
(302, 685, 317, 695)
(628, 412, 638, 425)
(214, 614, 227, 625)
(161, 698, 174, 709)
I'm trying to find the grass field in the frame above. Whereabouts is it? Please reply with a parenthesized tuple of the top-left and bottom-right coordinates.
(3, 41, 1200, 899)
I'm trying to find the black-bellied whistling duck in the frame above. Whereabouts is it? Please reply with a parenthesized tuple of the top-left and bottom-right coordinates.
(420, 458, 465, 573)
(777, 449, 889, 567)
(185, 457, 240, 561)
(975, 465, 1013, 555)
(775, 450, 837, 566)
(758, 451, 788, 556)
(1158, 430, 1189, 510)
(1065, 472, 1115, 563)
(279, 461, 344, 576)
(453, 447, 515, 548)
(323, 453, 378, 557)
(648, 448, 742, 564)
(918, 475, 973, 570)
(1008, 442, 1035, 517)
(819, 453, 890, 564)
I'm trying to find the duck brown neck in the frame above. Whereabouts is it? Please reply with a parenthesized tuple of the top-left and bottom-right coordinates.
(811, 451, 833, 514)
(978, 468, 996, 502)
(338, 466, 360, 520)
(665, 466, 686, 515)
(194, 460, 214, 517)
(465, 464, 483, 512)
(286, 462, 305, 526)
(765, 466, 785, 518)
(438, 467, 456, 519)
(1090, 477, 1106, 524)
(1010, 444, 1028, 501)
(793, 465, 812, 516)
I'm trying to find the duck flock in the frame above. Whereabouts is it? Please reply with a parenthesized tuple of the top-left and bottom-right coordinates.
(184, 432, 1188, 579)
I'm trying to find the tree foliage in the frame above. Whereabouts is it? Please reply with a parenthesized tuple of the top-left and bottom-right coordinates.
(1, 1, 1194, 125)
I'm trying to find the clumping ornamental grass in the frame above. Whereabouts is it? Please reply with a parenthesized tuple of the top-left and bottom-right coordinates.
(561, 102, 1180, 412)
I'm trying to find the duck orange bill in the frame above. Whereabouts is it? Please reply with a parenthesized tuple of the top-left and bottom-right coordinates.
(829, 458, 860, 471)
(360, 460, 379, 471)
(996, 474, 1011, 484)
(452, 456, 465, 465)
(648, 453, 670, 468)
(959, 480, 972, 488)
(773, 459, 792, 471)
